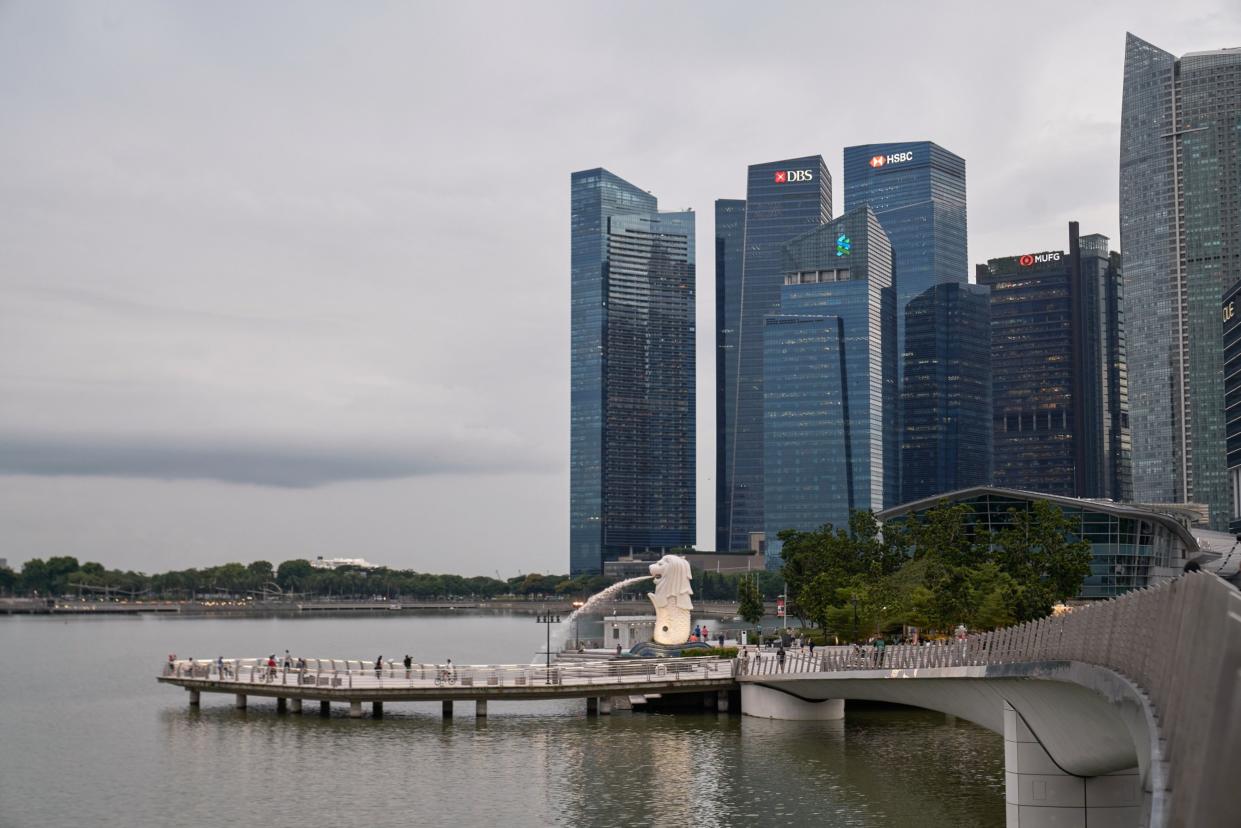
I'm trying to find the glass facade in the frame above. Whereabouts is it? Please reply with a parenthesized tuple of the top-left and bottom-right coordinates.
(1120, 34, 1241, 528)
(901, 282, 992, 503)
(723, 157, 832, 552)
(714, 199, 745, 553)
(1225, 281, 1241, 533)
(763, 207, 896, 568)
(570, 169, 695, 574)
(976, 223, 1133, 500)
(881, 488, 1191, 599)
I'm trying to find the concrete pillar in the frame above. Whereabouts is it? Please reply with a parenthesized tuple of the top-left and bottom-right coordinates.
(234, 693, 247, 710)
(586, 697, 599, 716)
(276, 697, 287, 713)
(1003, 701, 1140, 827)
(319, 700, 330, 717)
(442, 699, 453, 719)
(717, 690, 730, 713)
(475, 700, 487, 718)
(739, 684, 843, 720)
(598, 696, 612, 716)
(704, 691, 717, 710)
(372, 701, 383, 718)
(188, 689, 200, 706)
(349, 700, 364, 718)
(290, 698, 302, 714)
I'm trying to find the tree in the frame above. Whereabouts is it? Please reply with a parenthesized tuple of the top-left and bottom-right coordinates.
(736, 574, 764, 625)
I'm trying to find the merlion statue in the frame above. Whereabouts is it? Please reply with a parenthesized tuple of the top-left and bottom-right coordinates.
(648, 554, 694, 645)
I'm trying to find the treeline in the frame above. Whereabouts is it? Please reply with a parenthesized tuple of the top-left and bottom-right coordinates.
(0, 556, 786, 602)
(778, 500, 1093, 640)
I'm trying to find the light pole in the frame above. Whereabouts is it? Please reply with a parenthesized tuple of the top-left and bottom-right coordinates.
(536, 608, 560, 683)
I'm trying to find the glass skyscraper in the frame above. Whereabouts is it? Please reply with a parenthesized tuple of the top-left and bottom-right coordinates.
(763, 207, 896, 567)
(721, 157, 831, 553)
(1225, 281, 1241, 532)
(714, 199, 745, 553)
(900, 282, 992, 503)
(570, 169, 695, 575)
(976, 223, 1133, 500)
(1120, 34, 1241, 528)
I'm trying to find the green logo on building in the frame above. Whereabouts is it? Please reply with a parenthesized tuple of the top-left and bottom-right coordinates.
(836, 234, 851, 257)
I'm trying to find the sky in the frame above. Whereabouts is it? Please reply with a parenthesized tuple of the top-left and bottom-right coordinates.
(2, 1, 1240, 578)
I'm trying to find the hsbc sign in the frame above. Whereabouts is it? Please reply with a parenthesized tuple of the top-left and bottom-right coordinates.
(774, 169, 814, 183)
(1018, 252, 1062, 267)
(869, 151, 914, 169)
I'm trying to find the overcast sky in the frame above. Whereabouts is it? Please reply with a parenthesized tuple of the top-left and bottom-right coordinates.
(2, 1, 1239, 577)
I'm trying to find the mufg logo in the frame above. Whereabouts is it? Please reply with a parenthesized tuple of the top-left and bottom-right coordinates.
(774, 169, 814, 183)
(1018, 252, 1062, 267)
(869, 151, 914, 168)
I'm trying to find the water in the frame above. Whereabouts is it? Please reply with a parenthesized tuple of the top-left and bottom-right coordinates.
(554, 575, 652, 648)
(0, 613, 1005, 827)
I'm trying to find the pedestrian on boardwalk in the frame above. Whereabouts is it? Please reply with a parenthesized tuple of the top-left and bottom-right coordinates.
(266, 654, 277, 681)
(694, 624, 701, 640)
(808, 640, 816, 656)
(876, 637, 886, 666)
(403, 654, 412, 678)
(216, 655, 225, 678)
(283, 650, 292, 671)
(777, 644, 786, 671)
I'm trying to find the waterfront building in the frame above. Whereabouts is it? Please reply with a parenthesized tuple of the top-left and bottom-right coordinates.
(569, 169, 696, 575)
(880, 486, 1195, 598)
(844, 142, 968, 493)
(900, 282, 992, 503)
(721, 156, 832, 554)
(762, 207, 896, 567)
(976, 223, 1133, 500)
(715, 198, 746, 553)
(1225, 281, 1241, 533)
(1120, 34, 1241, 528)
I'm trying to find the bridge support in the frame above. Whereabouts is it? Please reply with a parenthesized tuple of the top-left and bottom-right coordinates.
(586, 697, 598, 716)
(442, 700, 453, 719)
(276, 697, 287, 713)
(290, 698, 302, 714)
(373, 702, 383, 718)
(717, 690, 729, 713)
(740, 684, 843, 720)
(349, 700, 363, 718)
(234, 693, 247, 710)
(188, 689, 200, 706)
(1003, 702, 1140, 827)
(319, 700, 330, 717)
(598, 696, 612, 716)
(475, 700, 487, 718)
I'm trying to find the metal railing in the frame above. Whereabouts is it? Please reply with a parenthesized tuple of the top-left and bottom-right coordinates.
(162, 655, 736, 690)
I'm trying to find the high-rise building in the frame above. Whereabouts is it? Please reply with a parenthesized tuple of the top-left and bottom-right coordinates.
(569, 169, 696, 575)
(901, 282, 992, 503)
(1224, 282, 1241, 533)
(976, 223, 1133, 499)
(721, 157, 832, 553)
(843, 142, 968, 493)
(714, 198, 745, 553)
(763, 207, 896, 567)
(1120, 34, 1241, 529)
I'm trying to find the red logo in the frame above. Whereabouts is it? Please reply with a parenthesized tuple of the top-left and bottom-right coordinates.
(869, 155, 885, 168)
(774, 171, 787, 183)
(1019, 254, 1035, 267)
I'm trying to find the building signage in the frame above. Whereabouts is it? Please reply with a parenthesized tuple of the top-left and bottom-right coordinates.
(774, 169, 814, 183)
(836, 234, 852, 257)
(1018, 252, 1062, 267)
(1225, 302, 1235, 323)
(869, 151, 914, 168)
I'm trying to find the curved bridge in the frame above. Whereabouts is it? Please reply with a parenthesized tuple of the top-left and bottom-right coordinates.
(738, 572, 1241, 828)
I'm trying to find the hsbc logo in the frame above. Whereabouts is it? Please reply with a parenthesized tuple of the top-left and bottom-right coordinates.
(869, 151, 914, 168)
(1019, 252, 1062, 266)
(774, 169, 814, 183)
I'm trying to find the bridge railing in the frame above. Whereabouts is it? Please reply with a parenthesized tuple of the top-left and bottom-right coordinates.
(162, 655, 736, 690)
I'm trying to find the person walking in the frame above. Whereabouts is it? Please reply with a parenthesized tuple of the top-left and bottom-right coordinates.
(403, 654, 412, 679)
(374, 655, 383, 678)
(777, 644, 786, 672)
(875, 637, 886, 666)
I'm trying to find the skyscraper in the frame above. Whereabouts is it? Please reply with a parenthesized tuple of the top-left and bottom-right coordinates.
(722, 157, 831, 553)
(900, 282, 992, 503)
(1120, 34, 1241, 528)
(763, 207, 896, 566)
(569, 169, 696, 575)
(1225, 282, 1241, 532)
(714, 198, 745, 553)
(976, 223, 1132, 500)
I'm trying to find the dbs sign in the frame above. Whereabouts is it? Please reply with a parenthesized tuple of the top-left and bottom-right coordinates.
(774, 169, 814, 183)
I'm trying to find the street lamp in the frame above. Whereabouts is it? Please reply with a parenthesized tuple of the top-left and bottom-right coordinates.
(536, 608, 560, 683)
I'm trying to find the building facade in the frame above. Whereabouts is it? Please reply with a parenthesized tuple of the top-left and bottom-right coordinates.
(976, 223, 1133, 500)
(1120, 34, 1241, 528)
(569, 169, 696, 575)
(1225, 281, 1241, 533)
(714, 198, 746, 553)
(721, 156, 832, 553)
(901, 282, 992, 502)
(762, 207, 896, 567)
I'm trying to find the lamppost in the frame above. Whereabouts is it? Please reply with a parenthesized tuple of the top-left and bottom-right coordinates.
(536, 608, 560, 683)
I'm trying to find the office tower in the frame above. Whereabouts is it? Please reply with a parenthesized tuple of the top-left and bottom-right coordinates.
(1121, 34, 1241, 528)
(569, 169, 696, 575)
(714, 198, 745, 553)
(722, 156, 831, 554)
(1225, 282, 1241, 532)
(901, 282, 992, 503)
(976, 223, 1133, 499)
(763, 206, 896, 567)
(844, 142, 968, 493)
